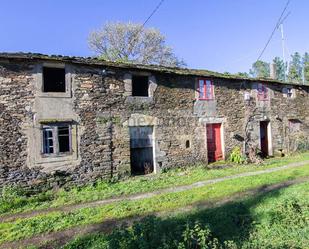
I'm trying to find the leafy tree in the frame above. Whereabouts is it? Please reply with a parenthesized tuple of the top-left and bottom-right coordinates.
(303, 52, 309, 84)
(249, 60, 270, 78)
(302, 52, 309, 64)
(88, 22, 186, 67)
(273, 57, 286, 81)
(288, 52, 302, 82)
(236, 72, 249, 77)
(247, 52, 309, 83)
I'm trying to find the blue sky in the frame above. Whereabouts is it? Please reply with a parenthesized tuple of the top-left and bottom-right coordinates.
(1, 0, 308, 73)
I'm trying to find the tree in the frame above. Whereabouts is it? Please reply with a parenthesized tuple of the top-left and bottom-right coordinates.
(303, 53, 309, 84)
(288, 52, 302, 82)
(236, 72, 249, 78)
(249, 60, 270, 78)
(246, 52, 309, 83)
(273, 57, 286, 81)
(88, 22, 185, 67)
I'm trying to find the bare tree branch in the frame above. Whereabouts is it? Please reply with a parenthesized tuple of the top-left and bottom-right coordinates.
(88, 22, 186, 67)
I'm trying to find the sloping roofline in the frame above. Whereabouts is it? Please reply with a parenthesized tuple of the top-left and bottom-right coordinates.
(0, 52, 306, 87)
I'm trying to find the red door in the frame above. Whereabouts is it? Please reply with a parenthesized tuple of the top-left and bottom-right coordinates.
(206, 123, 223, 162)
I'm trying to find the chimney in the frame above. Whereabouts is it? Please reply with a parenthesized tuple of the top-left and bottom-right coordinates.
(270, 63, 277, 80)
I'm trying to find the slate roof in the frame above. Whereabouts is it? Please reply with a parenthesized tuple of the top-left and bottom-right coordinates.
(0, 52, 306, 87)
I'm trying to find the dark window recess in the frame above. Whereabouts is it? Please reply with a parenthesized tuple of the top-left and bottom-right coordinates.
(58, 126, 70, 152)
(132, 76, 149, 96)
(43, 67, 66, 92)
(185, 140, 190, 148)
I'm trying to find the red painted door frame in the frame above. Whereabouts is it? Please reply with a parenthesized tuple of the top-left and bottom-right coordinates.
(206, 123, 223, 162)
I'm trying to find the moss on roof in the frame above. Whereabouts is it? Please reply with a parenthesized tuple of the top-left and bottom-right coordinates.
(0, 52, 306, 87)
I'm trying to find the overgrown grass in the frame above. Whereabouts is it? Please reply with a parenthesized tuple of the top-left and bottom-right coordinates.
(1, 152, 309, 217)
(62, 181, 309, 249)
(0, 164, 308, 244)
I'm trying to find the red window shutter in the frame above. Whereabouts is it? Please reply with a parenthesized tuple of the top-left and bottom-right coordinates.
(198, 79, 205, 99)
(258, 83, 268, 101)
(198, 79, 214, 100)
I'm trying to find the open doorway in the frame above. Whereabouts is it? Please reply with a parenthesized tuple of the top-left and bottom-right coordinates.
(260, 121, 270, 157)
(130, 126, 154, 175)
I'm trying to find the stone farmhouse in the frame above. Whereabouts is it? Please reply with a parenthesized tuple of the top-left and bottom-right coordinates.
(0, 53, 308, 187)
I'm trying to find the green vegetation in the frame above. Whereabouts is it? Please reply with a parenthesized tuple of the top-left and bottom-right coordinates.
(63, 221, 237, 249)
(1, 152, 309, 217)
(297, 136, 309, 152)
(248, 51, 309, 84)
(62, 181, 309, 249)
(0, 163, 308, 244)
(229, 147, 245, 164)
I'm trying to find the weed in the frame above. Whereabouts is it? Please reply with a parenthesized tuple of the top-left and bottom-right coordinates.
(229, 147, 245, 164)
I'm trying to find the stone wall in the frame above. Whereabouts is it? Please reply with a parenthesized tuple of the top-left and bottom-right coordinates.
(266, 82, 309, 154)
(72, 69, 206, 179)
(0, 60, 37, 187)
(1, 57, 309, 189)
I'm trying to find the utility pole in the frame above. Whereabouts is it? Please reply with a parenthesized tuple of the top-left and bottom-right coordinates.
(280, 24, 287, 81)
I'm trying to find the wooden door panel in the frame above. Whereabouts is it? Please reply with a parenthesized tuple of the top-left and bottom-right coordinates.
(260, 121, 269, 157)
(207, 124, 223, 162)
(214, 124, 222, 160)
(130, 126, 154, 175)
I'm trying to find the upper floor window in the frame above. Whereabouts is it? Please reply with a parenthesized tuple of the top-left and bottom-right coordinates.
(257, 83, 268, 101)
(198, 79, 214, 100)
(132, 75, 149, 97)
(283, 87, 295, 98)
(42, 123, 71, 155)
(43, 67, 66, 92)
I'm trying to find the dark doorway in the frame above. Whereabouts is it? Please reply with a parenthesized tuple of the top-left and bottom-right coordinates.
(260, 121, 269, 157)
(206, 123, 223, 162)
(130, 126, 154, 175)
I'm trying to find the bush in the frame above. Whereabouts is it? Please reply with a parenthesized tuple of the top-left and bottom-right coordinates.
(177, 222, 237, 249)
(229, 147, 245, 164)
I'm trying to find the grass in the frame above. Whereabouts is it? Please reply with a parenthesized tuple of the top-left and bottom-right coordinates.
(0, 163, 308, 244)
(61, 181, 309, 249)
(1, 152, 309, 217)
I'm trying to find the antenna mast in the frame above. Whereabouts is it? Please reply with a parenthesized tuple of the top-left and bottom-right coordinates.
(278, 10, 290, 81)
(279, 23, 287, 81)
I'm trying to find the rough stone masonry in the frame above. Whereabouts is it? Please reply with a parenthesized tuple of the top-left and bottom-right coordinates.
(0, 53, 308, 189)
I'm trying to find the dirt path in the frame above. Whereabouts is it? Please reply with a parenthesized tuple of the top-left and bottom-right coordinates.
(1, 160, 309, 223)
(1, 177, 308, 249)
